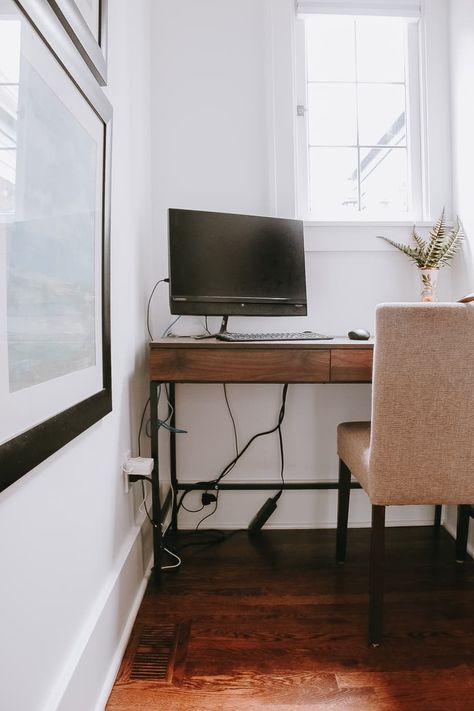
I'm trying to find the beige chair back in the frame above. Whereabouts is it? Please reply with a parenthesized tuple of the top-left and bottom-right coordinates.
(369, 303, 474, 505)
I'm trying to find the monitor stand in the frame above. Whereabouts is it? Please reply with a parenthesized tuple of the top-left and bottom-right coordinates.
(194, 315, 230, 340)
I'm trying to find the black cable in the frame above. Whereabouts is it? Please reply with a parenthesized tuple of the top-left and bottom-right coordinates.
(137, 397, 150, 456)
(128, 474, 159, 527)
(174, 385, 238, 515)
(196, 491, 220, 530)
(204, 316, 212, 335)
(223, 384, 239, 458)
(177, 385, 289, 524)
(165, 529, 243, 560)
(144, 384, 186, 443)
(275, 384, 288, 499)
(146, 277, 169, 341)
(215, 383, 289, 486)
(181, 500, 205, 513)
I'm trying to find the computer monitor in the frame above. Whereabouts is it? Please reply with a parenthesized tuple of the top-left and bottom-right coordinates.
(168, 209, 307, 329)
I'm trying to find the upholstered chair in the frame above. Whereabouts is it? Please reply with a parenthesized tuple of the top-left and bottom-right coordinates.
(336, 302, 474, 646)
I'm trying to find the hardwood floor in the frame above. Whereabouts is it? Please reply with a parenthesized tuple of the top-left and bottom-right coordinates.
(106, 527, 474, 710)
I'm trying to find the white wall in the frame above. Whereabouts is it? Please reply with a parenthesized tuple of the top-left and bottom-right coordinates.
(0, 3, 468, 710)
(151, 0, 458, 531)
(0, 2, 155, 710)
(445, 0, 474, 549)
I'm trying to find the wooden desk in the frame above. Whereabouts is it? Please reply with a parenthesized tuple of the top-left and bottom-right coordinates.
(149, 337, 373, 577)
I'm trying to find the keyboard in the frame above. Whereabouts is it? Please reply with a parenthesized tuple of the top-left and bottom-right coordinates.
(217, 331, 333, 342)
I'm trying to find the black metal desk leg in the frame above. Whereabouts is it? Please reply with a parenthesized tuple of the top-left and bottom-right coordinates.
(169, 383, 179, 532)
(150, 380, 162, 583)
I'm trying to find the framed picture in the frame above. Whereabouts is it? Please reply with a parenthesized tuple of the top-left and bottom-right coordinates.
(0, 0, 112, 493)
(46, 0, 107, 84)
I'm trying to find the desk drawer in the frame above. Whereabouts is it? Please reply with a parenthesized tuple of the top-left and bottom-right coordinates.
(330, 348, 373, 382)
(150, 347, 331, 383)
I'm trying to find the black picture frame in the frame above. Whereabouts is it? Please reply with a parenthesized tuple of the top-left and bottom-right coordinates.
(0, 0, 112, 493)
(46, 0, 107, 85)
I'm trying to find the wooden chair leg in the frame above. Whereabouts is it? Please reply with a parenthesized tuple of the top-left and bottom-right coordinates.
(434, 504, 442, 529)
(369, 504, 386, 647)
(456, 505, 471, 563)
(336, 459, 351, 563)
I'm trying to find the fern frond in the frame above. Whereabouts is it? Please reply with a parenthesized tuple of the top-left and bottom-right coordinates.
(377, 235, 424, 266)
(424, 208, 448, 267)
(377, 211, 462, 270)
(429, 207, 447, 241)
(412, 228, 427, 257)
(438, 220, 463, 266)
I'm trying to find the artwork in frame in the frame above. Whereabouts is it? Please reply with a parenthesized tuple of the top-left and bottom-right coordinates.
(0, 0, 112, 493)
(46, 0, 107, 84)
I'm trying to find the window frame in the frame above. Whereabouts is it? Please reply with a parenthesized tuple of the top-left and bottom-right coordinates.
(295, 14, 423, 222)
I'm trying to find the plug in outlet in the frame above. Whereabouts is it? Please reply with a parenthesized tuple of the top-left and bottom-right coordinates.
(127, 457, 154, 483)
(122, 450, 132, 493)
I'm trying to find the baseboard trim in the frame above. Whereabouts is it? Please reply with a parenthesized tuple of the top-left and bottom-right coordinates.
(178, 518, 438, 530)
(44, 511, 152, 711)
(93, 548, 153, 711)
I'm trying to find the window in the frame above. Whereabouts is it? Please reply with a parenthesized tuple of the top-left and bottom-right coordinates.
(296, 12, 422, 221)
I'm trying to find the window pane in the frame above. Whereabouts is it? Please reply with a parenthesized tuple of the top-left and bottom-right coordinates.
(0, 20, 21, 82)
(360, 147, 408, 213)
(0, 165, 15, 213)
(308, 84, 357, 146)
(309, 147, 358, 214)
(306, 17, 356, 82)
(358, 84, 406, 147)
(356, 19, 406, 83)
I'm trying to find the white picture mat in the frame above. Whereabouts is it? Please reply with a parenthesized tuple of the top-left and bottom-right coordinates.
(0, 4, 104, 446)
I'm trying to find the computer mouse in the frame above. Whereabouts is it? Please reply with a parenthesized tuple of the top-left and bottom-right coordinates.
(348, 328, 370, 341)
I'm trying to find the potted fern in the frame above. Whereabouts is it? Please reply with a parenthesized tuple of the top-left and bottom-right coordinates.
(377, 209, 463, 301)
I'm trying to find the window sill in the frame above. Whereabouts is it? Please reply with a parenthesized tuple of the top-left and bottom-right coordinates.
(303, 220, 433, 228)
(302, 221, 432, 252)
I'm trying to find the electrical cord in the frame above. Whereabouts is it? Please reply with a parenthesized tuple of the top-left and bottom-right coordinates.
(140, 478, 155, 526)
(176, 383, 238, 516)
(195, 492, 220, 530)
(146, 278, 169, 340)
(133, 475, 182, 569)
(171, 529, 227, 551)
(215, 383, 288, 487)
(177, 384, 289, 523)
(276, 385, 288, 496)
(181, 499, 205, 514)
(161, 315, 181, 338)
(161, 547, 182, 570)
(190, 385, 239, 527)
(223, 384, 239, 458)
(163, 529, 242, 567)
(137, 398, 150, 456)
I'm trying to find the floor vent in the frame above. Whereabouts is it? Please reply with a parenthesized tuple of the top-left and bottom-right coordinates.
(121, 621, 191, 685)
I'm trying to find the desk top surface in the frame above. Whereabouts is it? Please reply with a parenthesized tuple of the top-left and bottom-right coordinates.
(150, 336, 374, 350)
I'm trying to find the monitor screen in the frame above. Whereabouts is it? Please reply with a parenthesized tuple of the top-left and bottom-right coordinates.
(168, 209, 307, 317)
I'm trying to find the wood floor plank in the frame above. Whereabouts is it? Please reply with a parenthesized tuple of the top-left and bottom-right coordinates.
(106, 528, 474, 710)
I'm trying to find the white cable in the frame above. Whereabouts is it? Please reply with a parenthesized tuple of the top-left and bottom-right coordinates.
(161, 546, 182, 570)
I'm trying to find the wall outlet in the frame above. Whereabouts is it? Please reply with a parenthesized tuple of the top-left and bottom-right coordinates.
(122, 450, 132, 493)
(123, 454, 154, 493)
(127, 457, 154, 481)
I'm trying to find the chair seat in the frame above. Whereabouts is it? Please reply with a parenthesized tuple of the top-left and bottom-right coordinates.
(337, 421, 371, 493)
